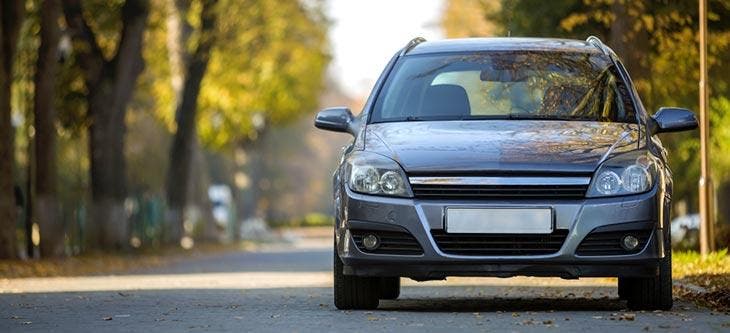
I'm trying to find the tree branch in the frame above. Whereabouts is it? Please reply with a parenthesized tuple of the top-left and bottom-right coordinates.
(193, 0, 219, 60)
(110, 0, 150, 74)
(60, 0, 107, 84)
(108, 0, 149, 111)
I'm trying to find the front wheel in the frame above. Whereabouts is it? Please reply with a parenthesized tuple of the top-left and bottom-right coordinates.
(333, 247, 380, 310)
(623, 253, 673, 310)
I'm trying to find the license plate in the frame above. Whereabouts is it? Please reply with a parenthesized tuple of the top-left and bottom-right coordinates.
(445, 208, 553, 234)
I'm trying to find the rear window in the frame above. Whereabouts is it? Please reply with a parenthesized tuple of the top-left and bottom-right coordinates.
(370, 51, 636, 123)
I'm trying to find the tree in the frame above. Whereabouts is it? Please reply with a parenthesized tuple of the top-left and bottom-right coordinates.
(61, 0, 150, 250)
(204, 0, 329, 235)
(165, 0, 219, 243)
(145, 0, 329, 240)
(35, 0, 64, 257)
(0, 0, 25, 259)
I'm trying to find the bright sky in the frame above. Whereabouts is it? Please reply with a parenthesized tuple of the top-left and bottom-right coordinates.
(326, 0, 445, 98)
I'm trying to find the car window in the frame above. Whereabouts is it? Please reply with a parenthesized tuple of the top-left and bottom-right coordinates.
(371, 51, 635, 123)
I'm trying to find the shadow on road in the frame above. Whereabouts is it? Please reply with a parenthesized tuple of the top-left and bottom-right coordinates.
(380, 296, 624, 312)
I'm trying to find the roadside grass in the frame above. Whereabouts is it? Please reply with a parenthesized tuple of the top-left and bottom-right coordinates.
(673, 249, 730, 311)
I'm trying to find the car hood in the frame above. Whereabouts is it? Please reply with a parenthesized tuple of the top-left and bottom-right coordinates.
(364, 120, 640, 174)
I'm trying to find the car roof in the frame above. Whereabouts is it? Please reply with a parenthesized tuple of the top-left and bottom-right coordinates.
(408, 37, 603, 55)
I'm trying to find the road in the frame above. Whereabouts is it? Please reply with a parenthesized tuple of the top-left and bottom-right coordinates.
(1, 229, 728, 332)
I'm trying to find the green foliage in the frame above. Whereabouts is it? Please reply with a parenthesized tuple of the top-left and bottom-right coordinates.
(145, 0, 330, 149)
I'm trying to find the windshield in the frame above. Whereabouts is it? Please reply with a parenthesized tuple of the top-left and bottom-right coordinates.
(370, 51, 635, 123)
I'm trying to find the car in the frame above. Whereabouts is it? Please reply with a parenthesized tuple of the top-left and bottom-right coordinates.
(314, 37, 698, 311)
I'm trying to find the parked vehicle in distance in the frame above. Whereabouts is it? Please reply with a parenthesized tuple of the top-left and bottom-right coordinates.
(315, 37, 698, 311)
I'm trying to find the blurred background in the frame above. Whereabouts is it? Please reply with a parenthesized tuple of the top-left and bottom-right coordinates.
(1, 0, 729, 260)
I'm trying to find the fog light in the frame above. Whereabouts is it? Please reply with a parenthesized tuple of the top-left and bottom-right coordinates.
(362, 234, 380, 250)
(621, 234, 640, 251)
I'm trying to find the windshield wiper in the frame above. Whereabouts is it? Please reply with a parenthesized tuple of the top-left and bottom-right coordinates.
(404, 116, 423, 121)
(507, 114, 580, 121)
(460, 115, 511, 120)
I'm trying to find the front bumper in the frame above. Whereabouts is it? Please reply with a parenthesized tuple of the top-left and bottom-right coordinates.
(336, 186, 667, 280)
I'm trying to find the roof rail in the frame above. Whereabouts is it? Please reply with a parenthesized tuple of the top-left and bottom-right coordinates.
(400, 37, 426, 56)
(586, 36, 610, 55)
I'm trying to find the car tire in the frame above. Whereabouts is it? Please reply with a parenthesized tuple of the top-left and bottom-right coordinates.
(378, 277, 400, 300)
(333, 247, 380, 310)
(625, 252, 673, 310)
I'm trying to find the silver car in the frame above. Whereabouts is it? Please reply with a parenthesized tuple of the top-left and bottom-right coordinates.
(315, 37, 698, 310)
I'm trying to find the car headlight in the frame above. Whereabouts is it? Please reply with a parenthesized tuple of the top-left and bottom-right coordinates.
(345, 152, 412, 197)
(586, 151, 657, 197)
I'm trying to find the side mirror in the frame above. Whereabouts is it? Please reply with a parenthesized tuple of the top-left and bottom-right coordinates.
(314, 107, 355, 134)
(651, 107, 698, 134)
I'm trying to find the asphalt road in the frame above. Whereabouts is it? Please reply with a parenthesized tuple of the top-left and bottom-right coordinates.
(1, 230, 728, 332)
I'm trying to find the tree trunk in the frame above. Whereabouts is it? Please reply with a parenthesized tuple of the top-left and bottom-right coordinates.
(62, 0, 149, 250)
(163, 0, 189, 243)
(86, 85, 130, 249)
(610, 1, 650, 82)
(34, 0, 64, 257)
(166, 0, 218, 243)
(0, 0, 25, 259)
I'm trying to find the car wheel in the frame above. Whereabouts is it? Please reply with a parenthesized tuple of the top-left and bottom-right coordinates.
(626, 252, 673, 310)
(333, 246, 380, 310)
(378, 277, 400, 300)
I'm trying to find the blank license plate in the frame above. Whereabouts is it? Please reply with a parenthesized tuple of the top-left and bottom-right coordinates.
(446, 208, 553, 234)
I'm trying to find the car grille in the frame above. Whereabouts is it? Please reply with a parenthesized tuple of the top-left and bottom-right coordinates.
(431, 229, 569, 256)
(576, 228, 653, 256)
(351, 229, 423, 255)
(411, 184, 588, 199)
(408, 175, 590, 199)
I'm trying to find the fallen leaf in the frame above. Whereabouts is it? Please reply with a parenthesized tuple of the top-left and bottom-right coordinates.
(521, 319, 535, 325)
